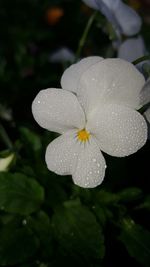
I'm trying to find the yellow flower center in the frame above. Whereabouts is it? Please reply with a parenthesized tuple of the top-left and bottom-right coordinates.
(77, 129, 90, 142)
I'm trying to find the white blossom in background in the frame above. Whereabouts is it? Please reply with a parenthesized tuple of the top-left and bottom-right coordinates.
(49, 47, 75, 63)
(82, 0, 142, 36)
(32, 57, 147, 188)
(0, 153, 14, 172)
(118, 36, 146, 62)
(145, 108, 150, 123)
(118, 36, 150, 70)
(0, 104, 13, 122)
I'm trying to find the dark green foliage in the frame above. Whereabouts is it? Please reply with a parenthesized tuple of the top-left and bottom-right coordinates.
(0, 223, 39, 266)
(120, 219, 150, 267)
(0, 172, 44, 215)
(52, 199, 105, 260)
(0, 0, 150, 266)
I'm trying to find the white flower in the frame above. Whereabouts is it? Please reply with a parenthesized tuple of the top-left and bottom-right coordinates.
(82, 0, 142, 36)
(49, 47, 75, 63)
(32, 56, 147, 188)
(0, 104, 13, 121)
(0, 153, 14, 172)
(118, 36, 146, 62)
(117, 36, 149, 70)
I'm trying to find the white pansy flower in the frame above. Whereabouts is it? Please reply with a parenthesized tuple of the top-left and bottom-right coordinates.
(49, 47, 75, 63)
(82, 0, 142, 36)
(32, 57, 147, 188)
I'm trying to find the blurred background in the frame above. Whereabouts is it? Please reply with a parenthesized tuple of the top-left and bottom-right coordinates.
(0, 0, 150, 266)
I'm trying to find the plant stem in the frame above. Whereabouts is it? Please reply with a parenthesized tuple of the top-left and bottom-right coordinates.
(138, 102, 150, 114)
(76, 11, 98, 60)
(0, 123, 13, 149)
(132, 55, 150, 65)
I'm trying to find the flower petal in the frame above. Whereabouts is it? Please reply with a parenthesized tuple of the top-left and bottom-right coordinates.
(61, 56, 103, 93)
(97, 0, 120, 10)
(72, 137, 106, 188)
(145, 108, 150, 123)
(83, 0, 141, 36)
(78, 58, 145, 115)
(140, 78, 150, 106)
(96, 0, 121, 34)
(45, 130, 78, 175)
(32, 88, 85, 134)
(115, 2, 142, 36)
(87, 103, 147, 157)
(82, 0, 99, 9)
(118, 36, 146, 63)
(49, 47, 75, 63)
(46, 131, 106, 188)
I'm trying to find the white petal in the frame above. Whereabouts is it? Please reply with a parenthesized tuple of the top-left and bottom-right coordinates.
(87, 104, 147, 157)
(118, 36, 146, 63)
(115, 2, 142, 36)
(78, 58, 145, 115)
(0, 153, 15, 172)
(95, 0, 141, 36)
(46, 131, 106, 188)
(145, 108, 150, 123)
(82, 0, 99, 9)
(98, 0, 120, 10)
(61, 56, 103, 93)
(140, 78, 150, 106)
(49, 47, 75, 63)
(96, 0, 120, 33)
(45, 130, 78, 175)
(32, 88, 85, 134)
(73, 137, 106, 188)
(83, 0, 141, 36)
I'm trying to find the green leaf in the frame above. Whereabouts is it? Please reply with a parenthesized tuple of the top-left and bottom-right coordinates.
(71, 186, 92, 204)
(92, 205, 113, 226)
(45, 179, 67, 209)
(136, 195, 150, 211)
(28, 211, 53, 260)
(142, 63, 150, 78)
(119, 218, 150, 267)
(48, 256, 85, 267)
(94, 190, 119, 205)
(0, 172, 44, 215)
(52, 200, 105, 260)
(0, 224, 39, 266)
(118, 188, 143, 203)
(20, 127, 42, 159)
